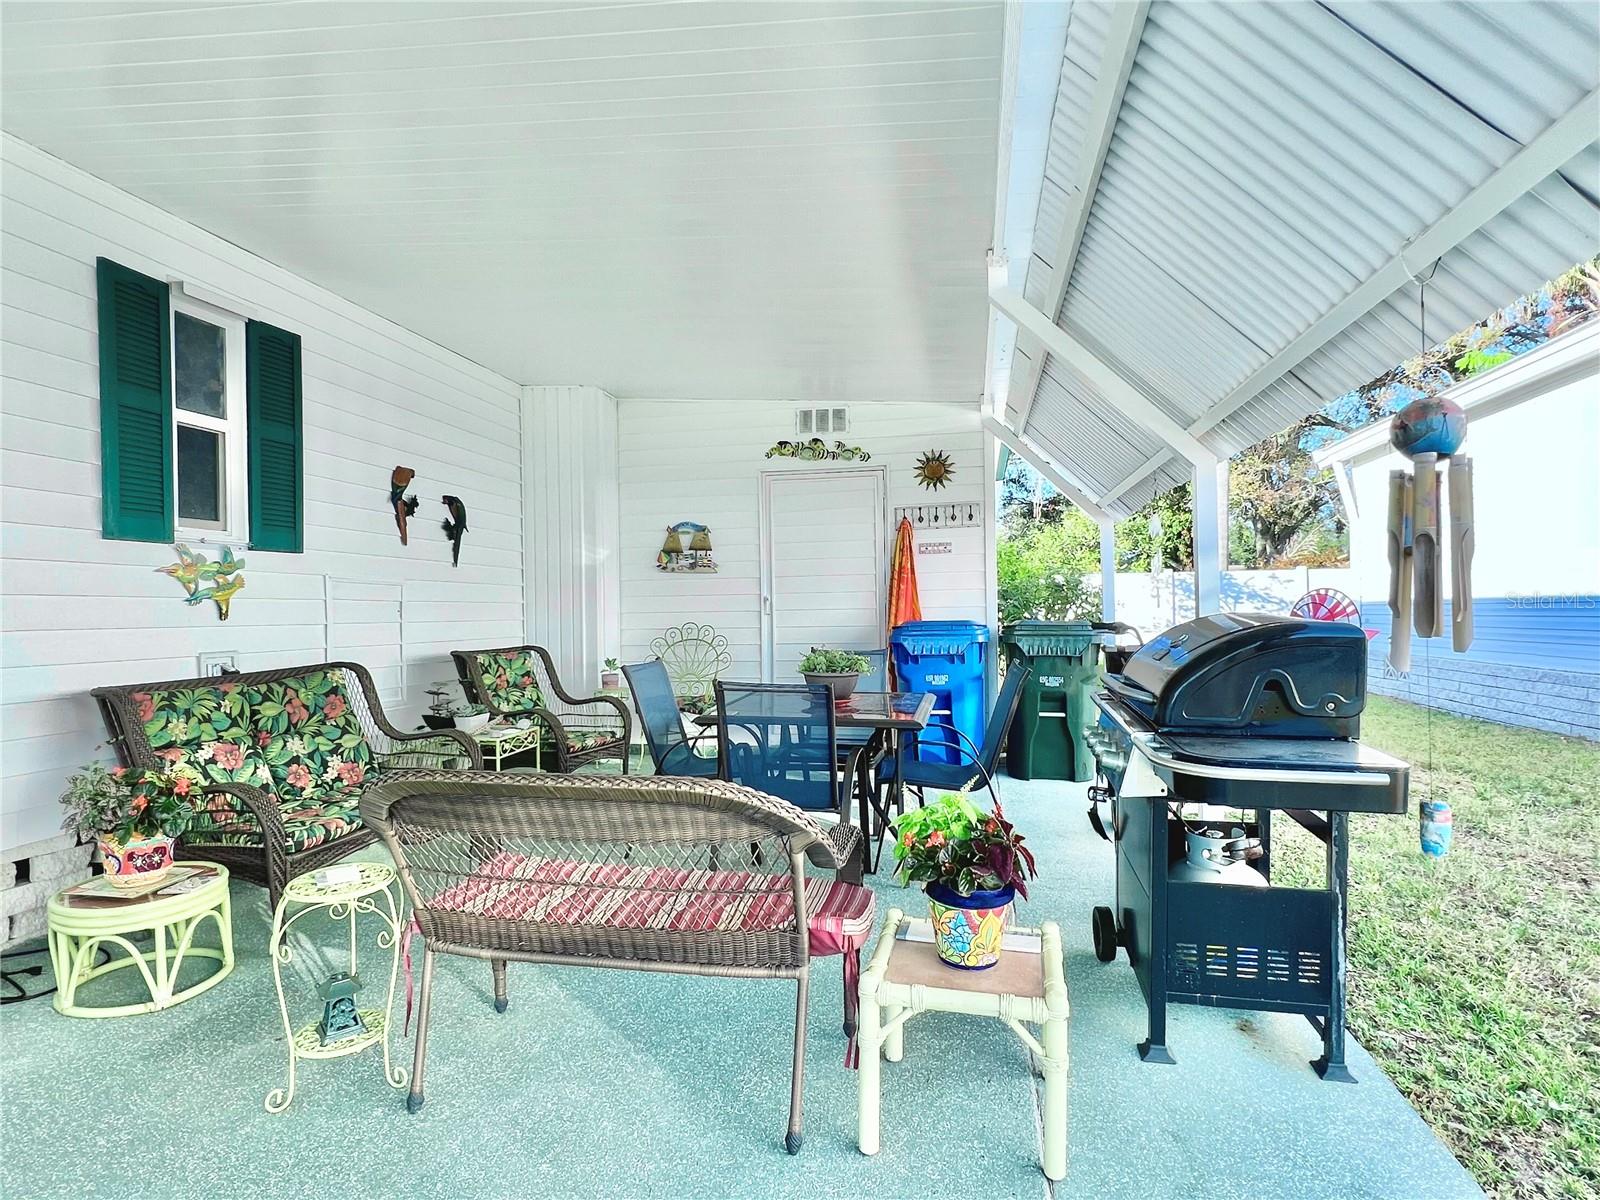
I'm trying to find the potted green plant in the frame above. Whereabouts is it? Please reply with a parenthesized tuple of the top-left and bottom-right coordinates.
(60, 762, 200, 888)
(601, 657, 622, 689)
(891, 792, 1037, 970)
(798, 647, 872, 701)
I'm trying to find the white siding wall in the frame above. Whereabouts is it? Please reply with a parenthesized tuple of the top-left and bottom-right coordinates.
(0, 135, 525, 852)
(617, 401, 989, 680)
(523, 385, 620, 692)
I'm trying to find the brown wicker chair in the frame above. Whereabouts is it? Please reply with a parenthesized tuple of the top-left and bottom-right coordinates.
(94, 662, 481, 908)
(362, 769, 871, 1152)
(451, 645, 631, 773)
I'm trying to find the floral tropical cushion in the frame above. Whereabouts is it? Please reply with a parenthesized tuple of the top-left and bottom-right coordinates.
(476, 650, 544, 713)
(186, 799, 361, 855)
(248, 672, 378, 806)
(134, 684, 274, 791)
(555, 729, 624, 755)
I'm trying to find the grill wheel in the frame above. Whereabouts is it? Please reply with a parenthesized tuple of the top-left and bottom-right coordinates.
(1092, 905, 1119, 963)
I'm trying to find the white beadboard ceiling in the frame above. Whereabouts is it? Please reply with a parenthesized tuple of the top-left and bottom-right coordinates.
(1010, 0, 1600, 517)
(0, 0, 1004, 402)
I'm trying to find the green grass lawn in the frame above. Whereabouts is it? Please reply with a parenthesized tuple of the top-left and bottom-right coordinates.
(1274, 697, 1600, 1200)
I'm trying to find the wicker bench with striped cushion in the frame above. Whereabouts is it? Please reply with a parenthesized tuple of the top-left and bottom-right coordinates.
(363, 770, 872, 1153)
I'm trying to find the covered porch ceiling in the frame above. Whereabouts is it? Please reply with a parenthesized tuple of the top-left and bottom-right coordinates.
(991, 0, 1600, 519)
(0, 1, 1004, 403)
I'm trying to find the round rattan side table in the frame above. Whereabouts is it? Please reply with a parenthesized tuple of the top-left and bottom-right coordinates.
(265, 861, 407, 1113)
(47, 861, 234, 1018)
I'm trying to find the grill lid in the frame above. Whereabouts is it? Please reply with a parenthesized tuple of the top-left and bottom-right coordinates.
(1105, 613, 1367, 736)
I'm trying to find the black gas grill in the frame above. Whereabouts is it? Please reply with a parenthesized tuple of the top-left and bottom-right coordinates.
(1085, 613, 1409, 1081)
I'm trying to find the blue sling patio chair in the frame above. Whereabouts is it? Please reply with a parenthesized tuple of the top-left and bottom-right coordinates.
(878, 664, 1030, 811)
(623, 658, 717, 777)
(713, 680, 869, 884)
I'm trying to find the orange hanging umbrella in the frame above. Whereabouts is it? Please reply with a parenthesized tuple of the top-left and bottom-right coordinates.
(888, 516, 922, 631)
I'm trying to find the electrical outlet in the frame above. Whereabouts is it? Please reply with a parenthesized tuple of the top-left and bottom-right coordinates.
(199, 651, 239, 677)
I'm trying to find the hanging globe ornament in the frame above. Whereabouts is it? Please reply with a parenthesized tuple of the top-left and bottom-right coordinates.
(1389, 395, 1468, 459)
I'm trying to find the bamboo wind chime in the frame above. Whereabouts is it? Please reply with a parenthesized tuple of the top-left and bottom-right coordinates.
(1384, 270, 1475, 671)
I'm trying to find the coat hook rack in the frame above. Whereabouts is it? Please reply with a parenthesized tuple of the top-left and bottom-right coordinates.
(894, 503, 981, 530)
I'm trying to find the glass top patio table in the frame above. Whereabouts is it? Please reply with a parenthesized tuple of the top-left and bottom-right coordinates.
(690, 690, 935, 732)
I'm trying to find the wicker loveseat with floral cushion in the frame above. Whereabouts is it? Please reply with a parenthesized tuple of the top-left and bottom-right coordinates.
(94, 662, 481, 907)
(450, 645, 631, 773)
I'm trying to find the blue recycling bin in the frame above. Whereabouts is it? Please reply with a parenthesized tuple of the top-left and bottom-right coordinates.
(890, 620, 990, 766)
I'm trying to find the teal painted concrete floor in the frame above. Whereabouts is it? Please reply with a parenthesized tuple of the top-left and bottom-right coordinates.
(0, 773, 1482, 1200)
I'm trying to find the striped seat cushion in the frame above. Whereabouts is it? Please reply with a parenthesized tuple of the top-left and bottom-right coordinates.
(427, 851, 873, 952)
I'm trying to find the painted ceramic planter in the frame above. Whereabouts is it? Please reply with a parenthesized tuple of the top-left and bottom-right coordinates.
(99, 833, 176, 888)
(926, 882, 1014, 970)
(803, 671, 860, 700)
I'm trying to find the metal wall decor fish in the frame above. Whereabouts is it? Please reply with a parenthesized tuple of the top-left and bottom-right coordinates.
(764, 438, 872, 462)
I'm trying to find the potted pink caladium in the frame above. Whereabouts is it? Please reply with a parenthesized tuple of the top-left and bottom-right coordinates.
(60, 763, 200, 888)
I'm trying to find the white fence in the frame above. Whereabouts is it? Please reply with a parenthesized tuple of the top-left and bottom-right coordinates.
(1106, 568, 1356, 638)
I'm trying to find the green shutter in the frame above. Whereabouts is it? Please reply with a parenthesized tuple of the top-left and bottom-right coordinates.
(245, 320, 304, 553)
(97, 258, 174, 542)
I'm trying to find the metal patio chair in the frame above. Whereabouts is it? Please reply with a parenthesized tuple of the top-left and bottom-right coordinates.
(623, 658, 717, 777)
(651, 622, 732, 704)
(714, 681, 870, 879)
(878, 665, 1030, 808)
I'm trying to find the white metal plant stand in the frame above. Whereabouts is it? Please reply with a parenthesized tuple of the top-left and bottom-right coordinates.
(857, 908, 1070, 1181)
(265, 862, 407, 1113)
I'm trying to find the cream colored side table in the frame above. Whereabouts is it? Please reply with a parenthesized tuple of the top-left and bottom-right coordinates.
(47, 862, 233, 1018)
(857, 908, 1070, 1181)
(472, 721, 544, 771)
(266, 862, 407, 1113)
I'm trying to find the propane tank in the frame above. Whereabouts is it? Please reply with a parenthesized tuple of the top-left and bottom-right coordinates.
(1170, 821, 1267, 887)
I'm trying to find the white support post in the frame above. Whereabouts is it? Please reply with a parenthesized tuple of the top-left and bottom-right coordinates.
(1192, 457, 1225, 616)
(1099, 518, 1117, 621)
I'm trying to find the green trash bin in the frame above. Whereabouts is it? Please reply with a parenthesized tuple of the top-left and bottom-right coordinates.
(1002, 620, 1103, 781)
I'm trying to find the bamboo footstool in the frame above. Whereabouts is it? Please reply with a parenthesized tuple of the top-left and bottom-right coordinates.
(857, 907, 1069, 1181)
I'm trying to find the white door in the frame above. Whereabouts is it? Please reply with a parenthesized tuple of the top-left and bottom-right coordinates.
(762, 468, 888, 680)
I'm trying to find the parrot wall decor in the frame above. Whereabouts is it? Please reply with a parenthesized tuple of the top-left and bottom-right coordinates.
(157, 543, 247, 621)
(390, 466, 419, 544)
(441, 495, 468, 567)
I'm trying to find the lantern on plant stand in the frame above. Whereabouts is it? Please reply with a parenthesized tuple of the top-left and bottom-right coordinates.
(317, 972, 368, 1046)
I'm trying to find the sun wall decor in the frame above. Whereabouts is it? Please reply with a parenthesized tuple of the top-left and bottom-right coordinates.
(914, 450, 955, 491)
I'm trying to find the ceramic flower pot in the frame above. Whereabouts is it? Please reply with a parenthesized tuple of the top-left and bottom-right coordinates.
(802, 671, 860, 701)
(926, 882, 1014, 970)
(600, 671, 621, 689)
(98, 833, 176, 889)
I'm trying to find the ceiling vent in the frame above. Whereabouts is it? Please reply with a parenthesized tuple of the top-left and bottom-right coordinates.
(796, 406, 849, 437)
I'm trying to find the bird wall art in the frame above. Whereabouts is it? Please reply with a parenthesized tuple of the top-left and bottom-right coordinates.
(157, 543, 246, 621)
(390, 466, 419, 544)
(441, 495, 468, 567)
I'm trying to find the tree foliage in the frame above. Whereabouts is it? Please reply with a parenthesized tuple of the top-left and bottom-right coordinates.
(1115, 485, 1195, 571)
(996, 501, 1100, 624)
(1229, 429, 1343, 566)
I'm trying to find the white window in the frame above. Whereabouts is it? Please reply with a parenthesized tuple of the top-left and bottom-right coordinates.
(170, 293, 247, 542)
